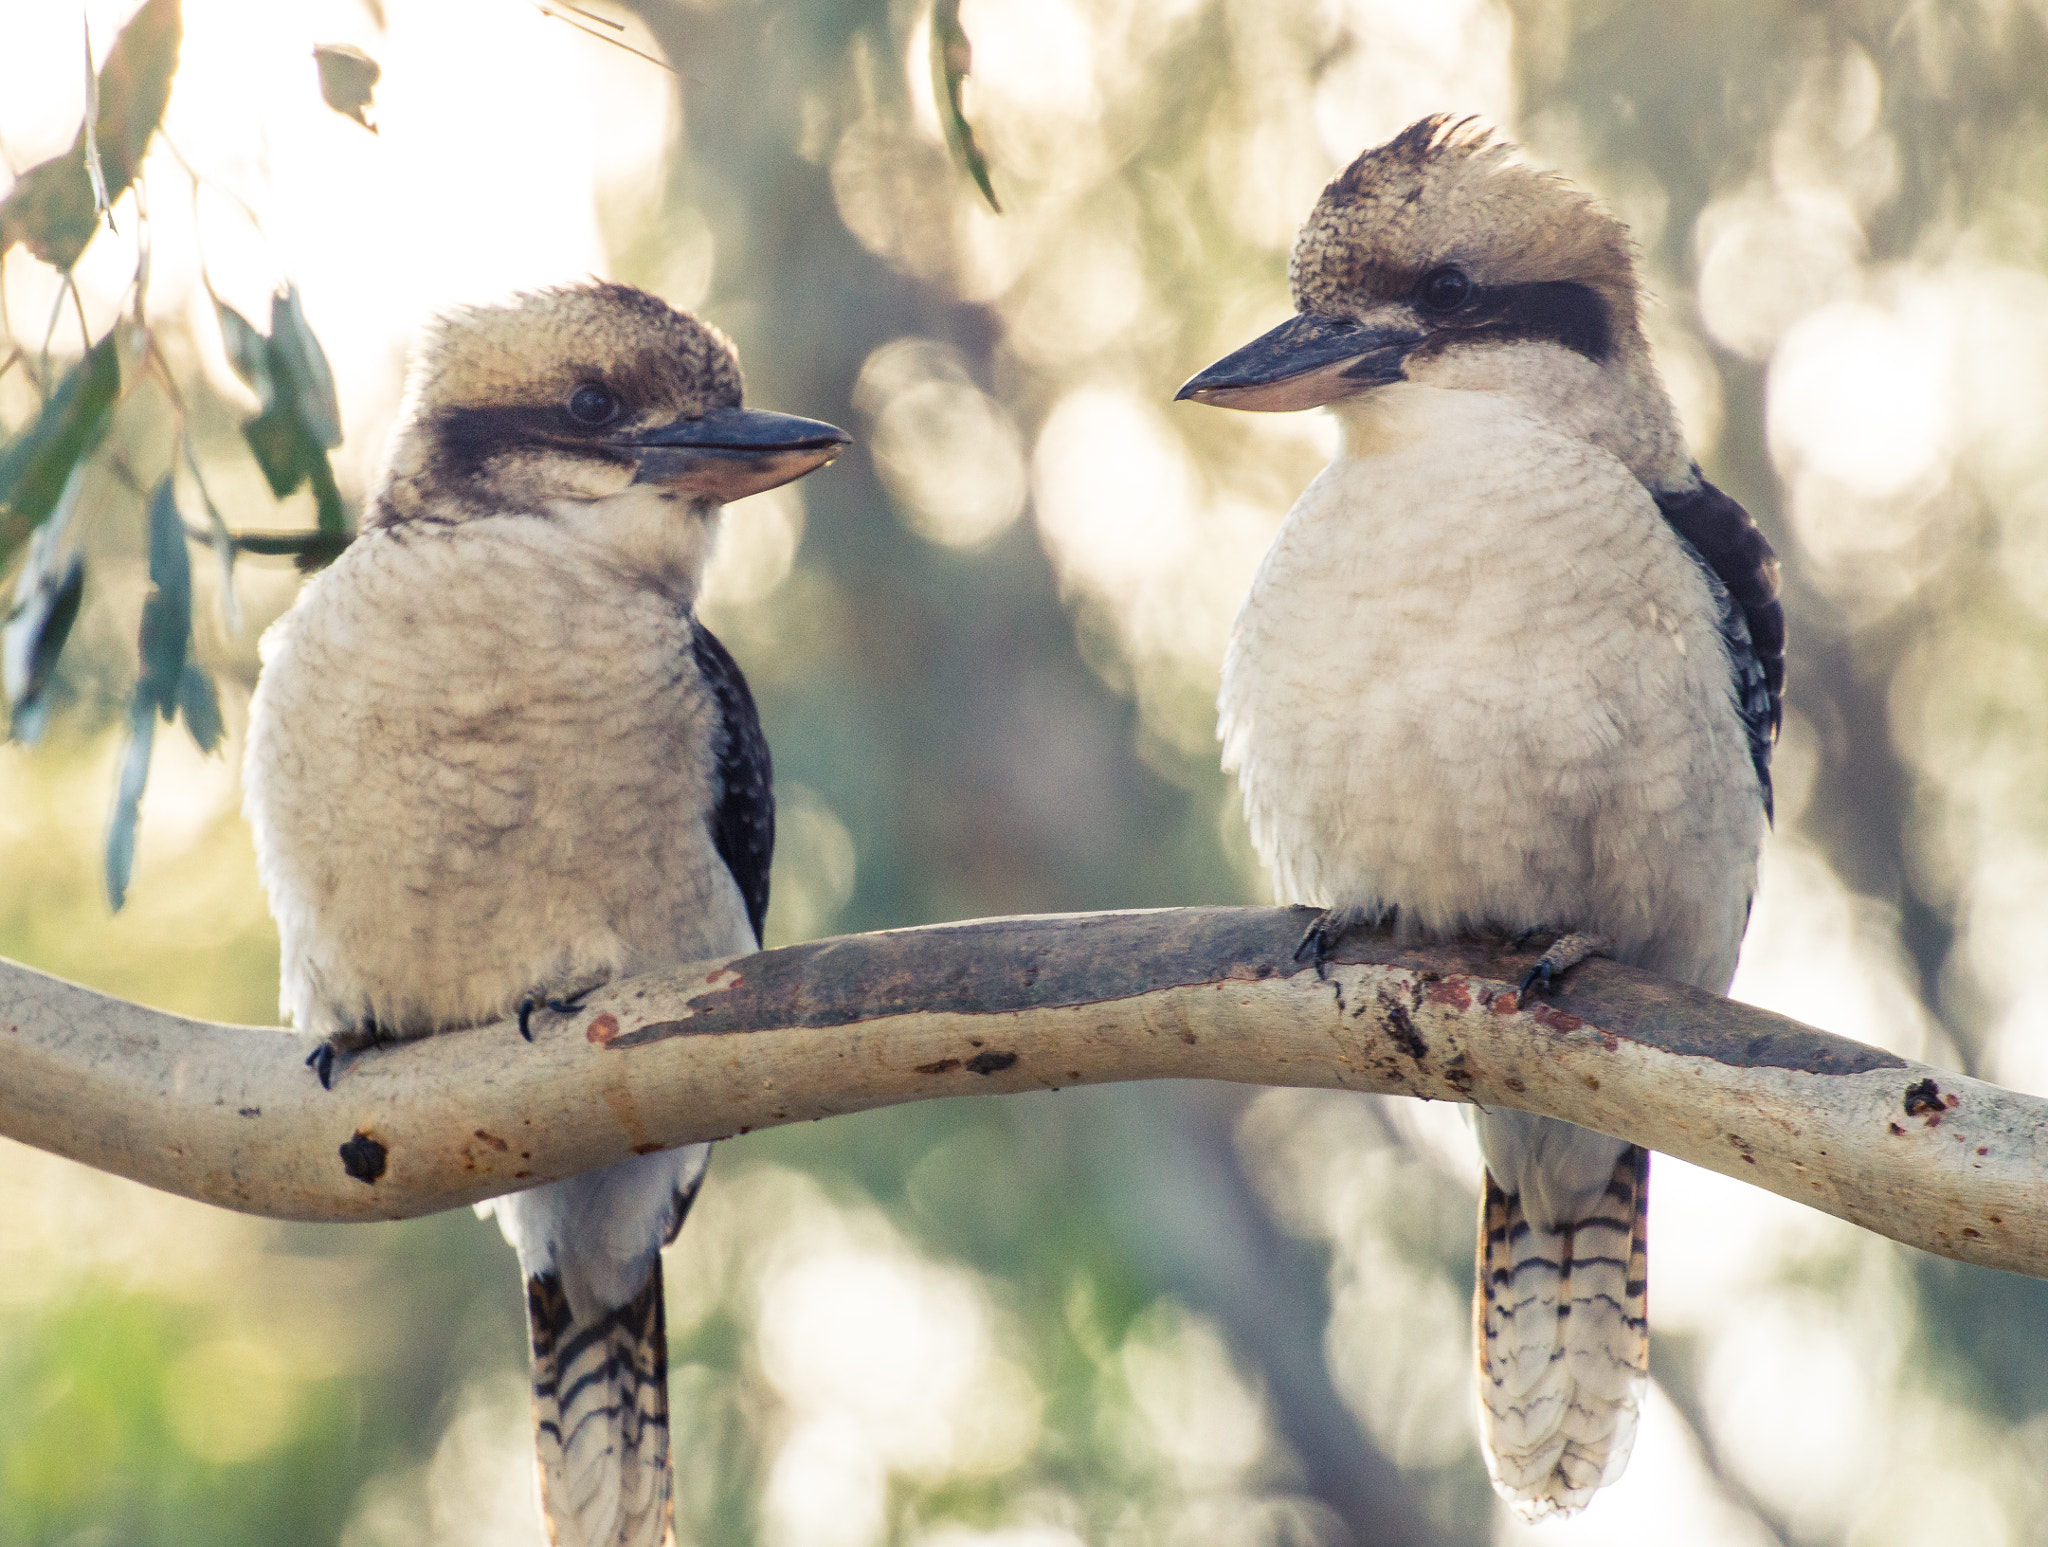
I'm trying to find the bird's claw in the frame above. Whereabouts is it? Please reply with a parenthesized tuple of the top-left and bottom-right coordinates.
(1293, 906, 1377, 981)
(1515, 932, 1611, 1002)
(306, 1042, 336, 1090)
(517, 988, 594, 1042)
(1293, 920, 1335, 980)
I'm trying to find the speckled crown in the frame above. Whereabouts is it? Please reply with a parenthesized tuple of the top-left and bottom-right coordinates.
(1289, 116, 1641, 329)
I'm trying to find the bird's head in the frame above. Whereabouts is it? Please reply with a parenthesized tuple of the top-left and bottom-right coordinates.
(1177, 116, 1687, 484)
(372, 281, 848, 589)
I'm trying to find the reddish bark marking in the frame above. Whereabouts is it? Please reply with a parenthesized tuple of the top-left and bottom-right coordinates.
(1425, 979, 1472, 1011)
(587, 1013, 621, 1045)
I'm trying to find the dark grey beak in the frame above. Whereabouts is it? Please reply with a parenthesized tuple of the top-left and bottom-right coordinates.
(621, 406, 851, 502)
(1175, 312, 1422, 412)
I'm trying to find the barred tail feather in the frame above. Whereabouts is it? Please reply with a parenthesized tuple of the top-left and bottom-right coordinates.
(528, 1264, 675, 1547)
(1474, 1144, 1649, 1518)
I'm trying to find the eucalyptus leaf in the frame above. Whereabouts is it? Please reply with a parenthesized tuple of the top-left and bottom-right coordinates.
(241, 400, 314, 499)
(104, 696, 155, 911)
(0, 0, 181, 269)
(269, 286, 342, 450)
(135, 476, 190, 721)
(0, 331, 121, 572)
(2, 549, 85, 746)
(2, 458, 90, 737)
(214, 299, 274, 406)
(930, 0, 1000, 214)
(313, 42, 381, 133)
(308, 450, 348, 540)
(175, 659, 222, 754)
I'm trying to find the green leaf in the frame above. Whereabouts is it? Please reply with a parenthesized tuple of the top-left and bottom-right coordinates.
(0, 331, 121, 571)
(307, 446, 348, 538)
(0, 0, 182, 270)
(930, 0, 1000, 214)
(3, 548, 85, 745)
(269, 286, 343, 449)
(135, 477, 191, 721)
(231, 289, 351, 545)
(214, 299, 274, 406)
(3, 456, 89, 744)
(241, 401, 309, 500)
(313, 43, 381, 133)
(175, 659, 222, 753)
(105, 696, 155, 911)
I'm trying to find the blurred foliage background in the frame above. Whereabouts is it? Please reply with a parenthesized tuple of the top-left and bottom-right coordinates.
(5, 0, 2048, 1543)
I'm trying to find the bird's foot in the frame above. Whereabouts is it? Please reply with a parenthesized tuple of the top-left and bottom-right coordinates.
(1516, 932, 1612, 1001)
(516, 980, 604, 1042)
(304, 1017, 394, 1090)
(1293, 905, 1380, 981)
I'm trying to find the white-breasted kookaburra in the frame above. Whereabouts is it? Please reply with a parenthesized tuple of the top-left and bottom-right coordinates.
(1178, 117, 1783, 1517)
(243, 281, 847, 1546)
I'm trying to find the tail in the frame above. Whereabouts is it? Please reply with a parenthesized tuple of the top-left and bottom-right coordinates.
(527, 1263, 676, 1547)
(1474, 1142, 1649, 1518)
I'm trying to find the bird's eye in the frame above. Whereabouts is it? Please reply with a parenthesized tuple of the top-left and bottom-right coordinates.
(1419, 266, 1473, 313)
(567, 383, 619, 426)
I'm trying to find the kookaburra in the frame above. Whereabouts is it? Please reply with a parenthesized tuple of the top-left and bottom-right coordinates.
(1179, 118, 1783, 1516)
(242, 281, 847, 1547)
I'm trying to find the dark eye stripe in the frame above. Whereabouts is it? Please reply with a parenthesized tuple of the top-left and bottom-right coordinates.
(434, 405, 631, 479)
(1426, 279, 1613, 363)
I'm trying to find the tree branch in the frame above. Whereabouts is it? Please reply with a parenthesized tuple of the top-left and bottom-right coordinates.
(1, 906, 2036, 1277)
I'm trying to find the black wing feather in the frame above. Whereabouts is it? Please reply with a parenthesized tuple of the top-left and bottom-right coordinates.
(689, 620, 774, 946)
(1654, 469, 1784, 821)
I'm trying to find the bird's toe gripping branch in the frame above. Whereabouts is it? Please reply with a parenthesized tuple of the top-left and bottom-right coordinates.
(1517, 931, 1613, 999)
(1293, 905, 1383, 978)
(515, 981, 604, 1042)
(304, 1018, 397, 1090)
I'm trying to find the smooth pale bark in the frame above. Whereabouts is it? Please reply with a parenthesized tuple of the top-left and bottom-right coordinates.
(0, 906, 2034, 1276)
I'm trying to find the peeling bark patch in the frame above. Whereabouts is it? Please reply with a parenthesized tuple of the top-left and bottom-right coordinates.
(1425, 979, 1472, 1011)
(916, 1057, 961, 1075)
(473, 1129, 508, 1152)
(1533, 1006, 1585, 1035)
(339, 1132, 387, 1185)
(586, 1013, 621, 1046)
(965, 1051, 1018, 1075)
(1383, 999, 1428, 1061)
(604, 906, 1910, 1079)
(1903, 1079, 1943, 1117)
(613, 907, 1326, 1047)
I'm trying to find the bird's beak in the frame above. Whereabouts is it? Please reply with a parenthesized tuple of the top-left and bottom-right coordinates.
(1175, 312, 1423, 412)
(619, 406, 851, 502)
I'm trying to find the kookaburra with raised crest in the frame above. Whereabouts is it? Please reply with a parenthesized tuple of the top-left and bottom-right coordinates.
(1179, 118, 1783, 1516)
(243, 281, 847, 1546)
